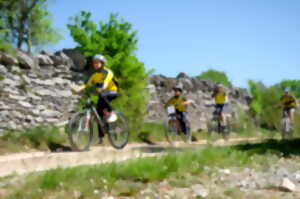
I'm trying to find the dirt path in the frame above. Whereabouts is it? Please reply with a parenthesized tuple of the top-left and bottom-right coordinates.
(0, 137, 260, 177)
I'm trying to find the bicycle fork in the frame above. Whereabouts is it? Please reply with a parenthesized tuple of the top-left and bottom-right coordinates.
(79, 110, 91, 132)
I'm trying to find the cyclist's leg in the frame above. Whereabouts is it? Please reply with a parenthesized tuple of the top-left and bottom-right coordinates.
(216, 104, 225, 126)
(289, 107, 295, 124)
(96, 92, 118, 138)
(176, 110, 188, 134)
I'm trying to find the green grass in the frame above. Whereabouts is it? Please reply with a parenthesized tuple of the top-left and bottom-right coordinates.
(4, 138, 300, 198)
(3, 140, 285, 198)
(0, 75, 5, 81)
(132, 122, 166, 143)
(0, 126, 67, 154)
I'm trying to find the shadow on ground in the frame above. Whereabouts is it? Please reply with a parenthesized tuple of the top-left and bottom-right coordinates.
(132, 145, 190, 154)
(234, 138, 300, 157)
(47, 142, 73, 152)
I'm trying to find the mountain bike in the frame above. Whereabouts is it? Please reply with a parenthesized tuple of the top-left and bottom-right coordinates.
(164, 106, 192, 145)
(207, 104, 231, 139)
(281, 108, 294, 139)
(67, 93, 129, 151)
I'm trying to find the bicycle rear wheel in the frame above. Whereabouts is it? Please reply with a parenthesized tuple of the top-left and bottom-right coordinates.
(281, 118, 293, 139)
(180, 120, 192, 143)
(107, 111, 129, 149)
(67, 110, 93, 151)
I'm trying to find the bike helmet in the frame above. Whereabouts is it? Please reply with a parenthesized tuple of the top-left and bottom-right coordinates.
(284, 87, 291, 92)
(93, 54, 107, 65)
(173, 84, 183, 92)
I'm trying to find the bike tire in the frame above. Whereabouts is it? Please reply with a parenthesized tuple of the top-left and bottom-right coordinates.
(165, 117, 180, 146)
(107, 111, 129, 149)
(67, 110, 93, 151)
(281, 118, 293, 139)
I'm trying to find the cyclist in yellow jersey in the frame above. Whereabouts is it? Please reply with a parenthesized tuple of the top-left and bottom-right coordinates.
(212, 84, 229, 127)
(73, 54, 119, 141)
(165, 85, 194, 134)
(280, 88, 298, 124)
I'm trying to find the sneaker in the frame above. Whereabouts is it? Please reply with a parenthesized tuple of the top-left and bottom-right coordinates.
(106, 112, 118, 123)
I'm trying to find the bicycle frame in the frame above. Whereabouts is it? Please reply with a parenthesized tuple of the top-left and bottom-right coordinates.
(84, 99, 107, 135)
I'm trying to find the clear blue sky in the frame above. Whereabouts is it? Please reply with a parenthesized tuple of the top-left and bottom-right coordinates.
(49, 0, 300, 87)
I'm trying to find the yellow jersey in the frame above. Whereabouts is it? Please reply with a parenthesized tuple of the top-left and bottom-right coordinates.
(214, 91, 227, 105)
(166, 96, 187, 112)
(280, 95, 297, 108)
(84, 67, 118, 92)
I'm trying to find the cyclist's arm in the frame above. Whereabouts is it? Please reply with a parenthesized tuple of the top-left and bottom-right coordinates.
(72, 75, 95, 93)
(101, 70, 113, 90)
(182, 99, 194, 105)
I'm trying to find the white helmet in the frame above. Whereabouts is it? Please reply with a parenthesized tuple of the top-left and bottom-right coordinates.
(93, 54, 107, 64)
(284, 87, 291, 92)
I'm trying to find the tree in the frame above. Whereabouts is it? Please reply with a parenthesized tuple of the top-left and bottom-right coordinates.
(68, 12, 150, 136)
(274, 80, 300, 99)
(197, 69, 232, 87)
(0, 17, 12, 52)
(248, 80, 281, 130)
(0, 0, 62, 52)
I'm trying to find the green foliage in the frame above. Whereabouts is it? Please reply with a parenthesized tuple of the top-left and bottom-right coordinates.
(68, 12, 149, 136)
(197, 69, 232, 86)
(248, 80, 282, 130)
(0, 17, 13, 52)
(0, 126, 67, 153)
(274, 79, 300, 99)
(0, 0, 62, 52)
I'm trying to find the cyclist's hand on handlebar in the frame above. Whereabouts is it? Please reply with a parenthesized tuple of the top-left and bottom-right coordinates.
(71, 85, 84, 94)
(96, 88, 104, 93)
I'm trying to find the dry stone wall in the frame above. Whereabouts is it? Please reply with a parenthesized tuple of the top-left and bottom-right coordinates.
(0, 49, 251, 134)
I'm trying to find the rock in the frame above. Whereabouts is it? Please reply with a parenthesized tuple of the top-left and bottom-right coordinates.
(55, 90, 72, 98)
(17, 51, 36, 69)
(0, 52, 19, 65)
(21, 74, 31, 84)
(35, 54, 54, 66)
(35, 117, 44, 123)
(191, 184, 209, 198)
(176, 72, 189, 79)
(1, 78, 19, 87)
(7, 121, 17, 129)
(9, 94, 26, 101)
(40, 50, 53, 57)
(0, 64, 7, 74)
(11, 66, 22, 74)
(18, 101, 32, 108)
(51, 51, 73, 67)
(62, 48, 87, 71)
(34, 89, 55, 97)
(281, 178, 296, 192)
(219, 169, 231, 175)
(41, 110, 61, 118)
(294, 171, 300, 182)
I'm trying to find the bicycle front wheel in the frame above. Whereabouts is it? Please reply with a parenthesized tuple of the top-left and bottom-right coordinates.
(67, 110, 93, 151)
(107, 111, 129, 149)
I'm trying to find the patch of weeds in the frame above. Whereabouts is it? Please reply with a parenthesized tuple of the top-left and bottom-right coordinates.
(0, 126, 67, 153)
(133, 122, 166, 143)
(0, 75, 5, 81)
(223, 188, 243, 198)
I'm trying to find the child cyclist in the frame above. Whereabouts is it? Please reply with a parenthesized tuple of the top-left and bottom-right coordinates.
(73, 54, 119, 142)
(280, 87, 298, 125)
(165, 85, 194, 135)
(211, 83, 229, 128)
